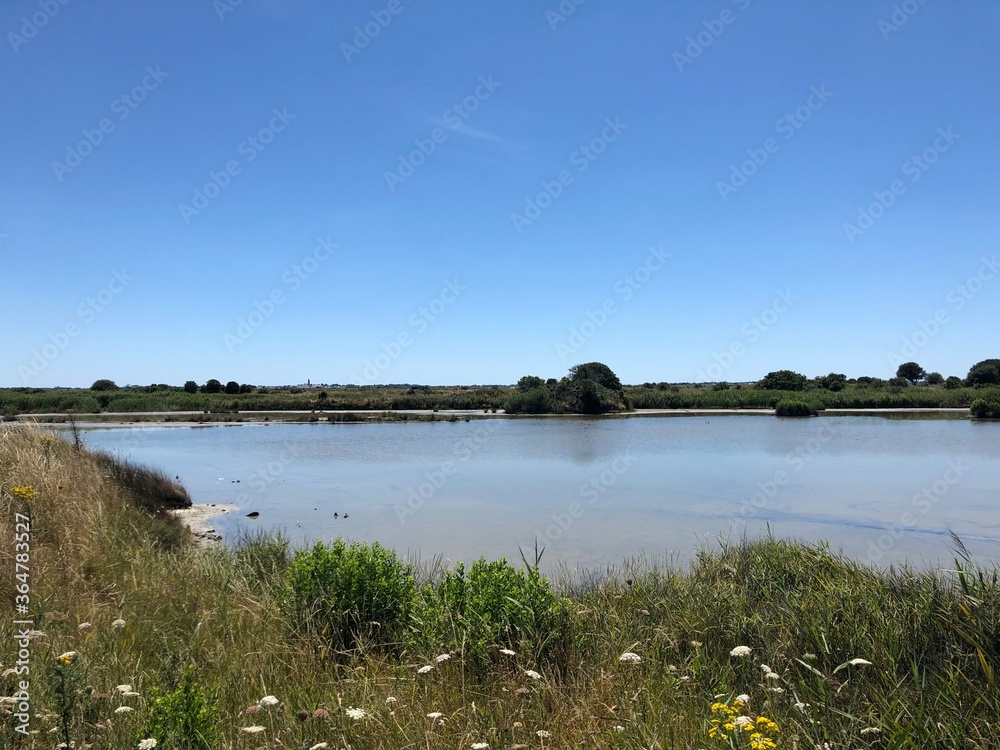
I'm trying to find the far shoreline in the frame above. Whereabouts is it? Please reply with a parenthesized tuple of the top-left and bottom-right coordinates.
(5, 406, 974, 429)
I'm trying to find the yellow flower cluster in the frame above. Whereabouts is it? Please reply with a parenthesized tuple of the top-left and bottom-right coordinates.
(708, 699, 779, 749)
(56, 651, 77, 666)
(10, 485, 38, 502)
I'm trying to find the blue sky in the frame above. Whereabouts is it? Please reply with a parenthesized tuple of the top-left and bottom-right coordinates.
(2, 0, 998, 387)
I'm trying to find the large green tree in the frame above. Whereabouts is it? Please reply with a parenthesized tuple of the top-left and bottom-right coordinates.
(202, 379, 223, 394)
(90, 379, 118, 391)
(896, 361, 926, 383)
(757, 370, 807, 391)
(967, 359, 1000, 385)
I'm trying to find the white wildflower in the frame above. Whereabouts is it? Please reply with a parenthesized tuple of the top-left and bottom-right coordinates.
(114, 706, 134, 714)
(471, 744, 490, 749)
(240, 726, 265, 734)
(735, 693, 750, 704)
(345, 707, 367, 720)
(860, 727, 881, 735)
(730, 645, 752, 657)
(435, 653, 451, 663)
(111, 619, 126, 629)
(618, 652, 642, 664)
(536, 730, 550, 738)
(417, 665, 434, 674)
(427, 711, 444, 719)
(258, 695, 279, 708)
(309, 744, 330, 750)
(760, 663, 771, 672)
(734, 716, 753, 726)
(500, 648, 516, 656)
(690, 640, 702, 647)
(385, 696, 397, 704)
(138, 740, 157, 750)
(769, 687, 785, 693)
(765, 672, 780, 680)
(116, 685, 133, 695)
(613, 725, 625, 732)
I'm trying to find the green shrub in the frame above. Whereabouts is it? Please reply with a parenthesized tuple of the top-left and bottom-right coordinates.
(282, 539, 416, 651)
(412, 557, 571, 673)
(775, 400, 813, 416)
(142, 668, 221, 750)
(758, 370, 808, 391)
(970, 399, 1000, 418)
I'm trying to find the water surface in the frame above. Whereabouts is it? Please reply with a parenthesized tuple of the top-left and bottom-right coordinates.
(81, 416, 1000, 571)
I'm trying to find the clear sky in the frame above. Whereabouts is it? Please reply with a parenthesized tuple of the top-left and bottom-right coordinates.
(2, 1, 998, 388)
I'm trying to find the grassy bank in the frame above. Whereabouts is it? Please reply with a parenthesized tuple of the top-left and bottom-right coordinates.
(2, 427, 999, 748)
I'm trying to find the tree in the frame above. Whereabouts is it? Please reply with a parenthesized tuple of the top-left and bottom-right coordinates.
(569, 362, 624, 391)
(966, 359, 1000, 386)
(239, 383, 254, 394)
(757, 370, 807, 391)
(516, 376, 545, 392)
(816, 373, 847, 391)
(888, 376, 910, 387)
(945, 376, 963, 389)
(895, 362, 925, 383)
(202, 379, 223, 394)
(183, 380, 198, 394)
(925, 372, 944, 385)
(90, 379, 118, 391)
(224, 381, 240, 395)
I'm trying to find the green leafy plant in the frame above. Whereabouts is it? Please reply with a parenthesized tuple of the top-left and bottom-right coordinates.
(142, 667, 221, 750)
(413, 555, 571, 672)
(775, 400, 813, 416)
(282, 538, 416, 651)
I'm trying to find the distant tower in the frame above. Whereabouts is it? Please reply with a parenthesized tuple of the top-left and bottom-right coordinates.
(307, 379, 311, 387)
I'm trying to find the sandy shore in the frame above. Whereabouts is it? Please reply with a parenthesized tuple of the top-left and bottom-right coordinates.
(169, 503, 239, 545)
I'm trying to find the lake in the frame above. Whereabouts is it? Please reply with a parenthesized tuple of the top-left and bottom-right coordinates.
(79, 415, 1000, 572)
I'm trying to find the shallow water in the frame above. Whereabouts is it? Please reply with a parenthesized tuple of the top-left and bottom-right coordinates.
(79, 416, 1000, 572)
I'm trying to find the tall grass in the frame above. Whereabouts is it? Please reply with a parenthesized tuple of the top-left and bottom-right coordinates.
(1, 425, 999, 747)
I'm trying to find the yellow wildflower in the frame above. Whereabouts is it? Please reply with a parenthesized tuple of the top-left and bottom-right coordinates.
(10, 486, 38, 502)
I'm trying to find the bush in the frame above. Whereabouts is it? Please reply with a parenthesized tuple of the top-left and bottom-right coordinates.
(775, 400, 813, 416)
(945, 376, 963, 389)
(282, 539, 416, 651)
(142, 668, 221, 750)
(758, 370, 807, 391)
(412, 557, 571, 673)
(970, 399, 1000, 418)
